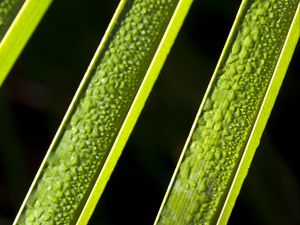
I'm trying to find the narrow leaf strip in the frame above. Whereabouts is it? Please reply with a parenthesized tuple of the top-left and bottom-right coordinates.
(13, 0, 193, 224)
(0, 0, 52, 86)
(0, 0, 24, 40)
(155, 1, 300, 225)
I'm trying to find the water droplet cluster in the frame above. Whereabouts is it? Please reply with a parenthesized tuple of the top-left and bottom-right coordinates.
(17, 0, 177, 224)
(0, 0, 24, 40)
(157, 0, 299, 224)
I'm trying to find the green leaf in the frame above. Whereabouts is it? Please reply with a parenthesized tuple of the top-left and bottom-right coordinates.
(13, 0, 193, 224)
(0, 0, 52, 86)
(0, 0, 24, 40)
(155, 0, 300, 224)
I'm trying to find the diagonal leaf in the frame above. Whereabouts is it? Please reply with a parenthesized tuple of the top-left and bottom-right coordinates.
(0, 0, 52, 86)
(13, 0, 193, 224)
(155, 0, 299, 224)
(0, 0, 24, 39)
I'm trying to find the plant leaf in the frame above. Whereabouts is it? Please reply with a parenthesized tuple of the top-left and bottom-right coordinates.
(155, 1, 300, 224)
(13, 0, 193, 224)
(0, 0, 52, 86)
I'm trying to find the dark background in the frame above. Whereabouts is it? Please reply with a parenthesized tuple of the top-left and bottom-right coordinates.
(0, 0, 299, 224)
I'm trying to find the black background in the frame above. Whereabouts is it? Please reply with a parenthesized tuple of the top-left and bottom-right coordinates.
(0, 0, 299, 224)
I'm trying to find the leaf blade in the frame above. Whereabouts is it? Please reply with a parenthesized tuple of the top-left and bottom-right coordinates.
(0, 0, 52, 86)
(13, 0, 194, 224)
(155, 1, 300, 224)
(218, 5, 300, 224)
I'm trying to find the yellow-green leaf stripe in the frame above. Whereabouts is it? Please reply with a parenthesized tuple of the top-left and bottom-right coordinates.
(0, 0, 24, 40)
(13, 0, 193, 224)
(0, 0, 52, 86)
(155, 0, 300, 224)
